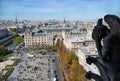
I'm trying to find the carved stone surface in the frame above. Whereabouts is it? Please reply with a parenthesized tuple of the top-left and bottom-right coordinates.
(85, 14, 120, 81)
(92, 18, 110, 56)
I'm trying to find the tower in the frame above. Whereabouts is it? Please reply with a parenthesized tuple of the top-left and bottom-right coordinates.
(15, 15, 18, 23)
(64, 17, 66, 24)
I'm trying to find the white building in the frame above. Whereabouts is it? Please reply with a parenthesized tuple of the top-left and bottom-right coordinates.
(62, 28, 100, 76)
(63, 38, 95, 53)
(76, 46, 100, 75)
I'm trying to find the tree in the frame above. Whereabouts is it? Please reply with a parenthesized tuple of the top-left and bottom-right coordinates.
(30, 26, 35, 31)
(0, 46, 10, 61)
(0, 55, 3, 61)
(44, 23, 48, 27)
(0, 46, 6, 55)
(53, 22, 58, 25)
(13, 36, 23, 45)
(9, 28, 16, 32)
(56, 40, 87, 81)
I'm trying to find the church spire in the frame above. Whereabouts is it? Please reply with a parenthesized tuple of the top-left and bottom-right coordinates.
(15, 15, 18, 23)
(64, 17, 66, 23)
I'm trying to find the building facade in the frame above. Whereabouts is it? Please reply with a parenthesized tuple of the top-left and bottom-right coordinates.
(24, 27, 74, 48)
(62, 29, 87, 39)
(76, 47, 100, 75)
(64, 38, 95, 53)
(24, 32, 53, 48)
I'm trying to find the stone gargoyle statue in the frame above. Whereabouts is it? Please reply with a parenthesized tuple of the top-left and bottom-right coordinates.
(85, 14, 120, 81)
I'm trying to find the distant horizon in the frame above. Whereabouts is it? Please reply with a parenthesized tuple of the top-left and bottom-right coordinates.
(0, 0, 120, 21)
(0, 18, 98, 21)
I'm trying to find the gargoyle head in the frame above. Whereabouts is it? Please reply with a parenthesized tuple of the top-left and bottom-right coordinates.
(104, 14, 120, 32)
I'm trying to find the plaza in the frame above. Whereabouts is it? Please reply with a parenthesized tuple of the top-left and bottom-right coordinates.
(7, 50, 52, 81)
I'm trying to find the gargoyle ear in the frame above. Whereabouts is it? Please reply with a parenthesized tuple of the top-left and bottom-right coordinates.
(97, 18, 103, 26)
(99, 18, 103, 22)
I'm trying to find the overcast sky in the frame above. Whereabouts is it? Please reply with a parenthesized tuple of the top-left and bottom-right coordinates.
(0, 0, 120, 20)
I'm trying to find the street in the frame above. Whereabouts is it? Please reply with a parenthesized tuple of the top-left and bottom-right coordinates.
(50, 52, 64, 81)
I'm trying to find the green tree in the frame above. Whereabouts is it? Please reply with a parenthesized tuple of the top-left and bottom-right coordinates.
(0, 46, 9, 61)
(0, 55, 3, 61)
(53, 22, 58, 25)
(30, 26, 35, 31)
(13, 36, 23, 45)
(0, 46, 6, 55)
(44, 23, 48, 27)
(9, 28, 16, 32)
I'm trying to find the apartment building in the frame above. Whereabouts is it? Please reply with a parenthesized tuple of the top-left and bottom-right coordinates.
(24, 31, 53, 48)
(62, 28, 87, 39)
(24, 27, 74, 48)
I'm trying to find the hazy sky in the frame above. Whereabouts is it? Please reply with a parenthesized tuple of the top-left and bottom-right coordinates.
(0, 0, 120, 20)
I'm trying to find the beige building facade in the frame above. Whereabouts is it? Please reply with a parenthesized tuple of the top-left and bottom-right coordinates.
(24, 32, 53, 48)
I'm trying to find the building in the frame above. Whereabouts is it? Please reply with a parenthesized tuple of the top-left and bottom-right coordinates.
(77, 21, 95, 30)
(63, 37, 99, 75)
(24, 27, 74, 48)
(24, 31, 53, 48)
(38, 27, 73, 38)
(76, 46, 100, 75)
(62, 28, 100, 77)
(63, 37, 95, 53)
(0, 28, 9, 39)
(62, 28, 87, 39)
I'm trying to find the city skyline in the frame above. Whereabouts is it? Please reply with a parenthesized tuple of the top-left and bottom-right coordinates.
(0, 0, 120, 20)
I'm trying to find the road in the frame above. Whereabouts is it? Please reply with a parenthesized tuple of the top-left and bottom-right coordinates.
(50, 52, 64, 81)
